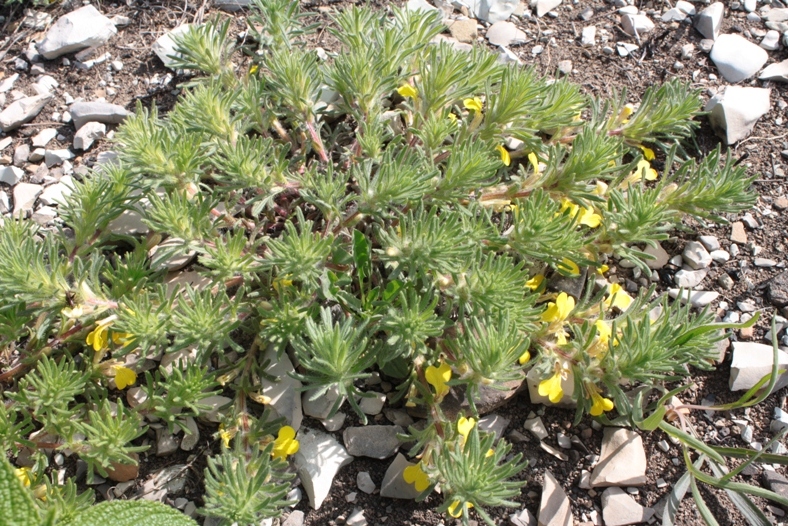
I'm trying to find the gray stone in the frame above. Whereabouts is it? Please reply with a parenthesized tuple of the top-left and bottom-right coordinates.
(581, 26, 596, 46)
(213, 0, 252, 11)
(197, 395, 232, 423)
(0, 93, 53, 132)
(13, 144, 29, 166)
(699, 235, 721, 252)
(538, 471, 572, 526)
(744, 0, 757, 12)
(510, 508, 537, 526)
(32, 128, 57, 148)
(13, 183, 43, 218)
(69, 101, 130, 130)
(384, 409, 413, 427)
(356, 471, 376, 494)
(535, 0, 562, 17)
(755, 258, 778, 268)
(406, 0, 439, 13)
(765, 8, 788, 22)
(709, 35, 769, 84)
(0, 166, 23, 186)
(180, 417, 199, 451)
(760, 59, 788, 82)
(33, 75, 58, 95)
(0, 73, 19, 93)
(621, 14, 655, 36)
(293, 428, 353, 509)
(343, 425, 403, 459)
(282, 511, 305, 526)
(705, 86, 771, 145)
(303, 385, 344, 420)
(321, 412, 346, 432)
(156, 428, 180, 456)
(668, 289, 719, 308)
(487, 21, 527, 46)
(478, 414, 509, 441)
(643, 242, 670, 269)
(762, 471, 788, 508)
(767, 271, 788, 307)
(662, 8, 687, 22)
(524, 416, 548, 441)
(380, 453, 422, 499)
(590, 428, 647, 487)
(37, 6, 117, 60)
(602, 487, 655, 526)
(31, 206, 57, 225)
(683, 240, 712, 269)
(762, 30, 782, 50)
(346, 508, 367, 526)
(261, 346, 303, 431)
(695, 3, 724, 40)
(72, 121, 106, 150)
(359, 392, 386, 415)
(729, 341, 788, 392)
(44, 149, 75, 168)
(674, 269, 708, 289)
(152, 25, 193, 70)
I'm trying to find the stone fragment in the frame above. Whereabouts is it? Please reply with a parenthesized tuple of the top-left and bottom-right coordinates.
(729, 342, 788, 392)
(705, 86, 770, 145)
(510, 508, 537, 526)
(13, 183, 43, 218)
(662, 8, 686, 22)
(156, 428, 179, 456)
(762, 30, 781, 50)
(303, 385, 344, 420)
(32, 206, 58, 225)
(213, 0, 252, 11)
(37, 6, 117, 60)
(709, 35, 769, 84)
(731, 221, 748, 244)
(621, 14, 654, 36)
(765, 8, 788, 22)
(346, 508, 367, 526)
(668, 289, 719, 308)
(33, 75, 58, 95)
(487, 21, 527, 46)
(282, 511, 305, 526)
(643, 242, 670, 269)
(539, 471, 572, 526)
(762, 469, 788, 506)
(695, 3, 724, 40)
(478, 414, 509, 441)
(380, 453, 422, 499)
(447, 18, 478, 43)
(197, 395, 232, 423)
(524, 416, 549, 441)
(536, 0, 562, 17)
(69, 101, 130, 130)
(767, 271, 788, 307)
(0, 166, 23, 185)
(581, 26, 596, 46)
(152, 25, 193, 69)
(359, 392, 386, 415)
(602, 487, 655, 526)
(73, 121, 106, 150)
(674, 269, 708, 289)
(0, 73, 19, 93)
(293, 429, 353, 509)
(180, 417, 200, 451)
(683, 241, 712, 270)
(261, 346, 303, 431)
(32, 128, 58, 148)
(357, 471, 376, 494)
(406, 0, 439, 13)
(0, 93, 53, 132)
(106, 453, 139, 482)
(13, 144, 29, 166)
(45, 149, 75, 168)
(321, 412, 346, 432)
(760, 60, 788, 82)
(343, 425, 403, 459)
(590, 428, 647, 487)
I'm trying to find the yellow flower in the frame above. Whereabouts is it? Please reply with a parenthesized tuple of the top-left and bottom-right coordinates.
(86, 323, 110, 352)
(640, 146, 655, 160)
(403, 463, 430, 492)
(518, 350, 531, 365)
(448, 500, 473, 518)
(496, 145, 511, 166)
(397, 84, 418, 99)
(457, 416, 476, 443)
(425, 361, 452, 398)
(594, 319, 612, 346)
(272, 276, 294, 293)
(605, 283, 633, 311)
(219, 424, 236, 448)
(526, 274, 545, 292)
(593, 180, 609, 196)
(618, 103, 635, 123)
(272, 425, 299, 460)
(528, 152, 539, 174)
(623, 160, 658, 188)
(485, 448, 495, 458)
(557, 258, 580, 277)
(541, 292, 575, 324)
(249, 64, 259, 75)
(447, 112, 458, 122)
(560, 199, 601, 228)
(588, 384, 614, 416)
(113, 366, 137, 390)
(463, 97, 483, 113)
(538, 366, 565, 404)
(111, 332, 134, 346)
(15, 467, 31, 487)
(596, 264, 609, 275)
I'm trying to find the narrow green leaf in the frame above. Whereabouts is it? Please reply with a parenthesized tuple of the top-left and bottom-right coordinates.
(663, 469, 692, 526)
(353, 229, 371, 281)
(639, 405, 667, 431)
(383, 279, 403, 301)
(671, 311, 758, 348)
(659, 422, 725, 464)
(690, 476, 720, 526)
(707, 460, 772, 526)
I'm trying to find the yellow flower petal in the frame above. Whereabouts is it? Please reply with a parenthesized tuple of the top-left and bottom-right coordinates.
(448, 500, 473, 518)
(588, 384, 615, 416)
(558, 258, 580, 277)
(457, 416, 476, 442)
(496, 145, 511, 166)
(594, 319, 612, 346)
(113, 366, 137, 390)
(526, 274, 545, 292)
(397, 84, 418, 99)
(111, 332, 134, 345)
(15, 467, 32, 487)
(538, 370, 564, 404)
(518, 350, 531, 365)
(596, 264, 609, 275)
(541, 292, 575, 323)
(605, 283, 633, 311)
(528, 152, 539, 174)
(86, 324, 109, 352)
(640, 146, 655, 161)
(425, 361, 452, 398)
(272, 425, 299, 460)
(403, 463, 430, 492)
(463, 97, 483, 113)
(578, 207, 602, 228)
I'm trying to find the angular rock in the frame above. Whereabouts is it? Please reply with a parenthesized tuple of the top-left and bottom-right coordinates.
(406, 0, 439, 13)
(106, 453, 139, 482)
(37, 6, 117, 60)
(180, 416, 200, 451)
(261, 346, 303, 431)
(662, 8, 687, 22)
(293, 428, 353, 509)
(705, 86, 770, 145)
(356, 471, 376, 494)
(343, 425, 403, 459)
(32, 128, 58, 148)
(643, 242, 670, 269)
(156, 428, 180, 456)
(581, 26, 596, 46)
(590, 428, 647, 487)
(478, 0, 521, 23)
(0, 165, 23, 186)
(282, 510, 305, 526)
(13, 144, 30, 166)
(197, 395, 232, 423)
(380, 453, 422, 499)
(695, 3, 724, 40)
(153, 24, 194, 70)
(731, 221, 748, 244)
(539, 471, 572, 526)
(0, 93, 53, 132)
(762, 470, 788, 507)
(73, 121, 106, 150)
(761, 30, 781, 51)
(674, 269, 708, 289)
(511, 508, 537, 526)
(767, 271, 788, 307)
(0, 73, 19, 93)
(303, 385, 345, 420)
(359, 392, 386, 415)
(447, 18, 478, 43)
(487, 21, 527, 46)
(13, 183, 43, 218)
(478, 414, 509, 441)
(765, 8, 788, 22)
(621, 14, 655, 36)
(524, 416, 548, 441)
(683, 241, 712, 270)
(45, 149, 75, 168)
(760, 59, 788, 82)
(602, 487, 655, 526)
(709, 35, 768, 84)
(213, 0, 252, 11)
(668, 289, 719, 308)
(729, 342, 788, 393)
(699, 235, 720, 252)
(536, 0, 562, 17)
(69, 101, 130, 130)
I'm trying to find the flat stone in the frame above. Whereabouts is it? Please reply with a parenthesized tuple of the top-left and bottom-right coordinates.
(767, 271, 788, 307)
(709, 35, 769, 84)
(762, 470, 788, 507)
(37, 5, 117, 60)
(282, 511, 305, 526)
(261, 346, 303, 431)
(705, 86, 771, 145)
(662, 8, 687, 22)
(13, 183, 43, 218)
(156, 428, 180, 456)
(668, 289, 719, 308)
(406, 0, 439, 13)
(699, 235, 721, 252)
(69, 101, 130, 130)
(106, 453, 139, 482)
(695, 2, 724, 40)
(197, 395, 232, 423)
(343, 425, 403, 459)
(683, 241, 712, 270)
(384, 409, 413, 427)
(621, 14, 654, 37)
(590, 428, 647, 487)
(346, 508, 367, 526)
(0, 73, 19, 93)
(0, 93, 53, 132)
(32, 128, 58, 148)
(729, 341, 788, 392)
(536, 0, 562, 17)
(674, 269, 708, 288)
(581, 25, 596, 46)
(478, 414, 509, 441)
(640, 243, 669, 270)
(524, 416, 549, 441)
(359, 392, 386, 415)
(602, 487, 655, 526)
(487, 21, 527, 46)
(293, 428, 353, 509)
(755, 258, 778, 268)
(761, 30, 781, 50)
(356, 471, 376, 494)
(539, 471, 572, 526)
(32, 206, 58, 225)
(447, 18, 478, 43)
(760, 59, 788, 82)
(321, 412, 346, 432)
(213, 0, 252, 11)
(44, 149, 75, 168)
(13, 144, 29, 166)
(380, 453, 422, 499)
(511, 508, 537, 526)
(477, 0, 521, 23)
(153, 24, 195, 70)
(0, 165, 23, 185)
(765, 8, 788, 22)
(731, 221, 748, 243)
(303, 385, 345, 420)
(180, 417, 199, 451)
(72, 121, 106, 150)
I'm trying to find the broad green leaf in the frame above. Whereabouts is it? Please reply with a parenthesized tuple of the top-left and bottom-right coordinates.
(663, 469, 692, 526)
(71, 500, 197, 526)
(0, 456, 41, 526)
(690, 476, 719, 526)
(707, 458, 772, 526)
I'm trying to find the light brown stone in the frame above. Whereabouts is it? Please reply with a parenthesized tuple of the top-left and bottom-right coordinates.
(447, 18, 478, 43)
(590, 428, 647, 487)
(730, 221, 747, 244)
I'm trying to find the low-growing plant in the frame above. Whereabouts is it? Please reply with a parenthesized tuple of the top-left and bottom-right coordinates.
(1, 1, 784, 525)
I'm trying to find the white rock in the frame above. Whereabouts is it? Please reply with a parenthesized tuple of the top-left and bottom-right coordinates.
(535, 0, 561, 17)
(321, 412, 346, 432)
(356, 471, 376, 494)
(343, 425, 403, 459)
(197, 395, 232, 423)
(617, 42, 639, 56)
(762, 30, 781, 50)
(760, 59, 788, 82)
(45, 148, 75, 168)
(180, 417, 200, 451)
(765, 8, 788, 22)
(602, 487, 655, 526)
(32, 128, 58, 148)
(478, 0, 520, 23)
(38, 178, 72, 206)
(618, 6, 637, 15)
(359, 392, 386, 415)
(293, 428, 353, 509)
(695, 2, 724, 40)
(698, 235, 720, 252)
(69, 101, 130, 130)
(621, 14, 655, 36)
(0, 166, 23, 186)
(709, 34, 768, 83)
(156, 428, 180, 456)
(261, 346, 303, 431)
(152, 25, 193, 70)
(581, 26, 596, 46)
(13, 183, 43, 218)
(710, 250, 730, 264)
(0, 93, 53, 132)
(37, 6, 117, 60)
(380, 453, 423, 499)
(683, 240, 712, 269)
(510, 508, 537, 526)
(524, 416, 549, 441)
(282, 511, 305, 526)
(0, 73, 19, 93)
(346, 508, 367, 526)
(31, 206, 57, 225)
(478, 414, 509, 441)
(744, 0, 757, 12)
(705, 86, 771, 145)
(643, 242, 670, 269)
(0, 137, 11, 151)
(590, 428, 647, 487)
(662, 8, 686, 22)
(676, 0, 695, 14)
(34, 75, 59, 95)
(668, 289, 720, 308)
(729, 342, 788, 392)
(539, 471, 572, 526)
(487, 20, 527, 46)
(73, 121, 106, 150)
(303, 385, 344, 420)
(674, 269, 708, 288)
